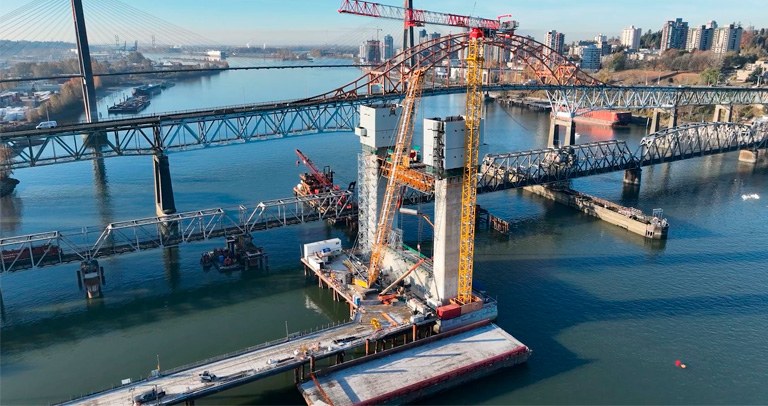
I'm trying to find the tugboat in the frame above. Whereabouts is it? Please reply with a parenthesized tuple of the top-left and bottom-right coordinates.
(202, 234, 268, 272)
(78, 258, 105, 299)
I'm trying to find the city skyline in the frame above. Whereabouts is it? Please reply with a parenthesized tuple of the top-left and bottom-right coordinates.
(1, 0, 767, 46)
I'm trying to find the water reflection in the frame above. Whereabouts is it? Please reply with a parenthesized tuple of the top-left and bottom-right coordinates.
(0, 196, 23, 235)
(163, 247, 181, 290)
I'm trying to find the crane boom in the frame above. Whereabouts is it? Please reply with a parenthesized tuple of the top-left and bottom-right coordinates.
(338, 0, 500, 30)
(456, 28, 485, 305)
(367, 68, 427, 287)
(296, 149, 336, 189)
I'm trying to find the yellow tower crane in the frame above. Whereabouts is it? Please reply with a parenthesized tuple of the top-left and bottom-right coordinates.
(367, 68, 428, 288)
(455, 28, 485, 305)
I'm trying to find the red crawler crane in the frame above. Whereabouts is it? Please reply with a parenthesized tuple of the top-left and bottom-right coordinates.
(295, 149, 338, 192)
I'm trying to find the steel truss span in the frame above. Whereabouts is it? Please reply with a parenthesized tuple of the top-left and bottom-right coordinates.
(546, 86, 768, 113)
(0, 190, 353, 272)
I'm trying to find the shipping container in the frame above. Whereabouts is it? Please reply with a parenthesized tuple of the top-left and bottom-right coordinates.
(437, 303, 462, 320)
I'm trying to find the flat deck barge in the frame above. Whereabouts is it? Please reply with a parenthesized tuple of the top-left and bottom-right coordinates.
(299, 322, 531, 405)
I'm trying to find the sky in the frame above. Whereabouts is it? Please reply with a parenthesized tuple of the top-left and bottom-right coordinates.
(1, 0, 767, 46)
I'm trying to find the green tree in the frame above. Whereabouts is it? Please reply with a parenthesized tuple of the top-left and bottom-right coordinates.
(700, 68, 720, 85)
(607, 52, 627, 71)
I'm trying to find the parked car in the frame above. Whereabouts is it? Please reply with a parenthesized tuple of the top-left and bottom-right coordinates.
(133, 387, 166, 405)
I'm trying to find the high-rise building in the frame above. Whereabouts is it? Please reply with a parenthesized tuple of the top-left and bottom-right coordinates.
(621, 25, 642, 50)
(382, 34, 394, 60)
(579, 44, 601, 71)
(595, 34, 607, 43)
(661, 18, 689, 51)
(418, 29, 428, 44)
(359, 39, 382, 64)
(686, 24, 715, 51)
(544, 30, 565, 55)
(712, 23, 743, 54)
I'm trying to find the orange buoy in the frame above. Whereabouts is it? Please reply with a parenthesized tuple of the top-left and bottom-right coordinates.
(675, 360, 681, 367)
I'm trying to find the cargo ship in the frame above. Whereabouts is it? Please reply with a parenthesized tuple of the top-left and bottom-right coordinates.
(574, 110, 632, 127)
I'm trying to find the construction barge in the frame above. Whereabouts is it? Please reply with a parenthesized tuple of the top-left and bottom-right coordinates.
(525, 184, 669, 239)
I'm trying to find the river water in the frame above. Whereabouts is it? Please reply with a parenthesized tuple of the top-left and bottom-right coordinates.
(1, 58, 767, 405)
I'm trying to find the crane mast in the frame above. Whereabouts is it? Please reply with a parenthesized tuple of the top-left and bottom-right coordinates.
(456, 28, 484, 305)
(367, 68, 427, 287)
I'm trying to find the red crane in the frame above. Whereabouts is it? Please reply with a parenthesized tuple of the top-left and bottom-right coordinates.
(295, 149, 337, 190)
(338, 0, 504, 31)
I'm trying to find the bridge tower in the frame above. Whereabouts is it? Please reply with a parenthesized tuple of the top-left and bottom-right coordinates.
(70, 0, 98, 123)
(422, 116, 469, 303)
(355, 104, 402, 253)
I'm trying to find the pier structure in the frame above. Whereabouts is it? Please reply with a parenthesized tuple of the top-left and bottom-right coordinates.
(548, 111, 577, 148)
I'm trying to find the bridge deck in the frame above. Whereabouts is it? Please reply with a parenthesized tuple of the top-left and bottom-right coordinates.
(60, 322, 375, 405)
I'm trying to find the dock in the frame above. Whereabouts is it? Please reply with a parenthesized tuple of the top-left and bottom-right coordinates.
(299, 322, 531, 406)
(525, 184, 669, 239)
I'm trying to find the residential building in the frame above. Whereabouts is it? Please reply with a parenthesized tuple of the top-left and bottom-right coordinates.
(579, 44, 601, 71)
(621, 25, 642, 50)
(686, 24, 715, 51)
(712, 23, 743, 54)
(545, 30, 565, 55)
(661, 18, 689, 51)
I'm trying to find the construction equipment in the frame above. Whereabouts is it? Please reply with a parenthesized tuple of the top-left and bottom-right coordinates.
(338, 0, 501, 30)
(455, 28, 485, 306)
(367, 68, 427, 288)
(295, 149, 337, 192)
(379, 258, 426, 296)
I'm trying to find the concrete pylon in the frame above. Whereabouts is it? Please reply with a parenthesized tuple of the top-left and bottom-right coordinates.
(355, 104, 401, 253)
(649, 109, 662, 133)
(432, 176, 462, 304)
(713, 105, 734, 122)
(153, 154, 176, 216)
(548, 113, 576, 148)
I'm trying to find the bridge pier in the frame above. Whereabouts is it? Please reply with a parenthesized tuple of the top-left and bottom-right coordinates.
(649, 107, 677, 133)
(548, 114, 576, 147)
(153, 154, 177, 216)
(623, 168, 642, 185)
(738, 149, 763, 163)
(713, 104, 734, 122)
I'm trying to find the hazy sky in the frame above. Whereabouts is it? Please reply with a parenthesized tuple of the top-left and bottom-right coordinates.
(1, 0, 766, 45)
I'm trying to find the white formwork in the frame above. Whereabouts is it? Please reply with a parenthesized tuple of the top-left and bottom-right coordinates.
(299, 323, 530, 406)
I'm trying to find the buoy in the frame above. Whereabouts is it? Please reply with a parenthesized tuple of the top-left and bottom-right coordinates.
(675, 359, 687, 369)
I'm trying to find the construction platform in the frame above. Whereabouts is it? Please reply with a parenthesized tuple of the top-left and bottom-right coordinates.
(299, 322, 531, 406)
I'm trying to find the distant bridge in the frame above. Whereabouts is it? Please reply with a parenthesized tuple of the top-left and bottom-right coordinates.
(3, 31, 768, 171)
(3, 121, 765, 272)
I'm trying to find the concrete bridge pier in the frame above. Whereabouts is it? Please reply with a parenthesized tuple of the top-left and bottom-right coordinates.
(649, 107, 678, 133)
(738, 149, 763, 163)
(153, 153, 177, 216)
(713, 104, 734, 122)
(623, 168, 642, 185)
(548, 114, 576, 147)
